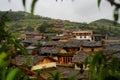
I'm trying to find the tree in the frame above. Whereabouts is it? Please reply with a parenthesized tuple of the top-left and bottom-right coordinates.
(9, 24, 22, 31)
(37, 22, 54, 33)
(25, 26, 34, 32)
(37, 22, 47, 33)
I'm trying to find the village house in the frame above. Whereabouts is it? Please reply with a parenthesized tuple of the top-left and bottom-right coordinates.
(81, 41, 103, 52)
(72, 40, 120, 70)
(61, 40, 82, 53)
(42, 41, 63, 47)
(103, 36, 120, 43)
(72, 51, 89, 70)
(40, 47, 61, 57)
(57, 40, 82, 66)
(72, 30, 93, 41)
(100, 36, 120, 56)
(37, 66, 88, 80)
(15, 55, 57, 70)
(53, 22, 65, 31)
(21, 38, 41, 47)
(39, 40, 83, 66)
(39, 41, 64, 61)
(92, 34, 107, 41)
(51, 35, 73, 42)
(104, 41, 120, 56)
(25, 32, 43, 39)
(24, 32, 44, 40)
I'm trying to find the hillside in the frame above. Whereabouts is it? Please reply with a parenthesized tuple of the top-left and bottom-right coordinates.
(1, 11, 120, 36)
(0, 11, 51, 21)
(0, 11, 82, 31)
(88, 19, 120, 36)
(90, 19, 120, 27)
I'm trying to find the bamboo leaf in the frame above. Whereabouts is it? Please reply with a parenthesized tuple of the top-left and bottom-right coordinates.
(68, 75, 76, 80)
(6, 68, 20, 80)
(114, 7, 119, 23)
(1, 69, 7, 80)
(23, 75, 29, 80)
(11, 39, 28, 55)
(22, 0, 26, 10)
(8, 0, 11, 2)
(84, 56, 89, 68)
(98, 0, 101, 8)
(54, 72, 62, 80)
(0, 52, 7, 66)
(31, 0, 38, 16)
(109, 0, 115, 6)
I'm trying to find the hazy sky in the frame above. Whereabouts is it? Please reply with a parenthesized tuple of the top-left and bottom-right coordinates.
(0, 0, 115, 23)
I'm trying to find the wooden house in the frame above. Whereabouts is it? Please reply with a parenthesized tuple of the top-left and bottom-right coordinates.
(51, 36, 73, 42)
(72, 30, 93, 41)
(40, 47, 61, 57)
(31, 57, 57, 70)
(81, 41, 103, 52)
(25, 32, 43, 39)
(15, 55, 57, 70)
(62, 40, 82, 53)
(103, 37, 120, 43)
(43, 41, 63, 47)
(40, 40, 82, 66)
(53, 22, 65, 31)
(92, 34, 107, 41)
(104, 42, 120, 56)
(72, 51, 89, 70)
(21, 38, 41, 47)
(57, 40, 82, 65)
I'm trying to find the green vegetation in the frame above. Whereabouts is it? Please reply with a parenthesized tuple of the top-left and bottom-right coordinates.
(89, 19, 120, 36)
(3, 11, 120, 37)
(0, 12, 30, 80)
(84, 51, 120, 80)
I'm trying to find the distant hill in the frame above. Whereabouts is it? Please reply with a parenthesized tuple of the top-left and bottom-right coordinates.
(89, 19, 120, 27)
(0, 11, 51, 21)
(88, 19, 120, 36)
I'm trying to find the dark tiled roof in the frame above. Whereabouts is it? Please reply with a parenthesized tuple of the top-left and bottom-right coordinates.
(43, 41, 63, 47)
(37, 66, 88, 80)
(72, 51, 88, 63)
(104, 42, 120, 45)
(104, 42, 120, 53)
(93, 34, 106, 36)
(103, 42, 120, 59)
(82, 41, 102, 47)
(63, 40, 82, 48)
(107, 37, 120, 40)
(52, 36, 72, 40)
(40, 47, 61, 54)
(15, 55, 45, 66)
(21, 38, 40, 43)
(43, 40, 82, 48)
(114, 53, 120, 58)
(56, 67, 88, 80)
